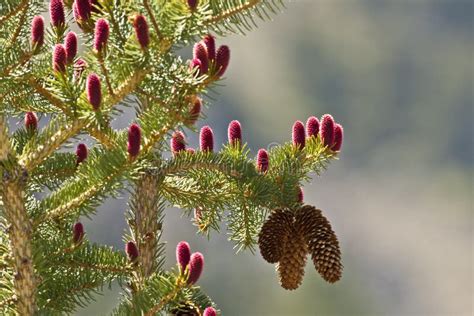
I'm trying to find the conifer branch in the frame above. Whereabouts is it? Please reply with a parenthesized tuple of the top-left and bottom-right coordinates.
(99, 58, 115, 97)
(206, 0, 260, 24)
(0, 117, 11, 160)
(26, 77, 70, 114)
(144, 281, 187, 316)
(6, 1, 28, 50)
(0, 0, 28, 28)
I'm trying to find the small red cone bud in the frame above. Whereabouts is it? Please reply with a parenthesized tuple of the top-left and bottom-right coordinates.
(215, 45, 230, 78)
(202, 34, 216, 61)
(292, 120, 306, 149)
(306, 116, 320, 139)
(203, 307, 217, 316)
(171, 131, 186, 155)
(127, 123, 141, 158)
(189, 58, 202, 75)
(52, 44, 67, 73)
(332, 123, 344, 151)
(74, 58, 87, 79)
(199, 126, 214, 152)
(76, 143, 88, 165)
(187, 97, 201, 124)
(227, 120, 242, 147)
(31, 16, 45, 49)
(320, 114, 335, 147)
(74, 0, 91, 22)
(49, 0, 65, 27)
(187, 148, 195, 154)
(94, 18, 110, 52)
(125, 241, 139, 262)
(86, 73, 101, 110)
(187, 252, 204, 284)
(176, 241, 191, 272)
(257, 149, 269, 173)
(187, 0, 198, 11)
(133, 14, 150, 49)
(193, 42, 209, 75)
(297, 187, 304, 203)
(24, 112, 38, 131)
(65, 32, 78, 64)
(72, 222, 84, 244)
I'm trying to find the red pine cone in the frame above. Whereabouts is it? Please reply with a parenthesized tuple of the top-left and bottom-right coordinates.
(227, 120, 242, 147)
(86, 73, 101, 110)
(193, 42, 209, 75)
(72, 222, 84, 244)
(202, 35, 216, 61)
(297, 187, 304, 203)
(171, 131, 186, 155)
(76, 143, 88, 165)
(24, 112, 38, 131)
(49, 0, 65, 27)
(199, 126, 214, 152)
(187, 97, 201, 125)
(320, 114, 335, 147)
(176, 241, 191, 272)
(203, 307, 217, 316)
(187, 0, 198, 11)
(332, 123, 344, 151)
(52, 44, 67, 73)
(187, 252, 204, 284)
(94, 18, 110, 52)
(257, 149, 269, 173)
(127, 123, 141, 158)
(215, 45, 230, 78)
(65, 32, 78, 64)
(306, 116, 320, 139)
(133, 14, 150, 49)
(125, 241, 139, 262)
(292, 120, 306, 149)
(74, 0, 91, 21)
(31, 16, 45, 48)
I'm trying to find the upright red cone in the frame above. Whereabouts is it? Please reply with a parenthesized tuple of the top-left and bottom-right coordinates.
(320, 114, 335, 148)
(332, 124, 344, 151)
(187, 252, 204, 284)
(199, 126, 214, 152)
(292, 120, 306, 149)
(127, 123, 141, 158)
(171, 131, 186, 155)
(228, 120, 242, 147)
(203, 307, 217, 316)
(72, 222, 85, 244)
(86, 73, 102, 110)
(133, 14, 150, 49)
(202, 35, 216, 61)
(94, 18, 110, 53)
(49, 0, 65, 27)
(176, 241, 191, 273)
(215, 45, 230, 78)
(24, 112, 38, 131)
(257, 149, 269, 173)
(76, 143, 88, 165)
(74, 0, 91, 22)
(65, 32, 78, 64)
(193, 42, 209, 75)
(125, 241, 139, 262)
(52, 44, 67, 73)
(31, 16, 45, 50)
(306, 116, 320, 139)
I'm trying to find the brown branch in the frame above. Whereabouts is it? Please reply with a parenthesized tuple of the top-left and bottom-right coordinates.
(144, 281, 186, 316)
(143, 0, 163, 41)
(26, 77, 70, 114)
(99, 58, 115, 97)
(0, 0, 28, 28)
(205, 0, 260, 25)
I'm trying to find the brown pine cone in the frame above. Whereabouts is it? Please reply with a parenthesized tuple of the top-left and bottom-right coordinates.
(169, 302, 200, 316)
(276, 227, 308, 290)
(296, 205, 343, 283)
(258, 209, 294, 263)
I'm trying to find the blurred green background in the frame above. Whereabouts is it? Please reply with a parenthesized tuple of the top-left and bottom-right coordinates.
(78, 1, 473, 315)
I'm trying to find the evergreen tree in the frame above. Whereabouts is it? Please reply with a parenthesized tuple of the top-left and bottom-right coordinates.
(0, 0, 345, 314)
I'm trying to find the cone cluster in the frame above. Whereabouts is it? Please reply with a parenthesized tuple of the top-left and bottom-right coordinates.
(258, 205, 342, 290)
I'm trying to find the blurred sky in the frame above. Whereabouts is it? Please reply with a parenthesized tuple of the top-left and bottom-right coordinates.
(77, 1, 473, 315)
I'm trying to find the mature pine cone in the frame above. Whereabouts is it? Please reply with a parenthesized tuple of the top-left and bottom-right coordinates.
(276, 227, 308, 290)
(295, 205, 343, 283)
(258, 209, 293, 263)
(169, 302, 200, 316)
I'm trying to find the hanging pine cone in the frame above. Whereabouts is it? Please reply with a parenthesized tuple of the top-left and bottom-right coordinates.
(258, 209, 293, 263)
(295, 205, 343, 283)
(169, 301, 200, 316)
(276, 226, 308, 290)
